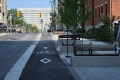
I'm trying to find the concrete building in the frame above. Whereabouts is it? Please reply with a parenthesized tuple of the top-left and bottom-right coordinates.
(85, 0, 120, 28)
(0, 0, 7, 24)
(17, 8, 52, 30)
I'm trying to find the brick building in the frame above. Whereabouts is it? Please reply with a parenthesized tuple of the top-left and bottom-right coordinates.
(85, 0, 120, 28)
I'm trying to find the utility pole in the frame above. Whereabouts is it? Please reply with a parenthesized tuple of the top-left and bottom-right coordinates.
(49, 1, 53, 13)
(49, 1, 54, 31)
(46, 13, 47, 24)
(9, 12, 12, 33)
(53, 0, 56, 12)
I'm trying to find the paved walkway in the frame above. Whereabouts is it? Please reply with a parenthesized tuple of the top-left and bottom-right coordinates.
(19, 33, 75, 80)
(52, 34, 120, 80)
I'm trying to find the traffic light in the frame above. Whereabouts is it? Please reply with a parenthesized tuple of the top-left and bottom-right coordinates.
(39, 12, 42, 17)
(17, 11, 21, 18)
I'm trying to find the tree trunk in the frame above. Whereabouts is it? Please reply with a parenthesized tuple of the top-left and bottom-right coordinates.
(81, 4, 85, 28)
(54, 26, 56, 30)
(73, 26, 77, 44)
(81, 22, 85, 28)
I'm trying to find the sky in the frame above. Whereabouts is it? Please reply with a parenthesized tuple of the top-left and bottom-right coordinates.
(7, 0, 52, 10)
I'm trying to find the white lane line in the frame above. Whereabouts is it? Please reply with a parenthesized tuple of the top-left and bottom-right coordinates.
(7, 39, 11, 41)
(43, 47, 48, 49)
(33, 33, 42, 45)
(4, 45, 36, 80)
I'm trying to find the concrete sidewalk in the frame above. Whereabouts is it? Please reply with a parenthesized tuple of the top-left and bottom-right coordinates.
(52, 34, 120, 80)
(0, 33, 10, 37)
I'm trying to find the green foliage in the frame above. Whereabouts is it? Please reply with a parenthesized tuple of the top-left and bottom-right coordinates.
(7, 9, 40, 33)
(77, 0, 93, 28)
(99, 14, 120, 29)
(96, 27, 112, 41)
(59, 0, 93, 28)
(77, 32, 88, 38)
(77, 28, 85, 33)
(98, 14, 120, 42)
(51, 10, 59, 30)
(89, 26, 114, 41)
(59, 0, 77, 26)
(8, 9, 25, 27)
(86, 29, 92, 38)
(25, 24, 39, 33)
(77, 28, 88, 38)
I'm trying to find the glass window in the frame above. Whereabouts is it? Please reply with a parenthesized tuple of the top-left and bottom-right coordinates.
(98, 7, 100, 18)
(95, 8, 97, 18)
(101, 6, 103, 14)
(105, 4, 107, 15)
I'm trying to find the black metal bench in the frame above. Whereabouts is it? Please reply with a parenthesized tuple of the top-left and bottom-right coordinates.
(58, 35, 80, 46)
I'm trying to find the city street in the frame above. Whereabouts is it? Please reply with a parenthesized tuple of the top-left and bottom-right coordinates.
(1, 0, 120, 80)
(0, 33, 40, 80)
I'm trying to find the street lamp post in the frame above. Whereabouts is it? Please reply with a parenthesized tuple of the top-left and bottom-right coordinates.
(9, 13, 12, 33)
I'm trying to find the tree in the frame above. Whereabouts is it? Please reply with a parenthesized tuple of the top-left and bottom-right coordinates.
(7, 9, 25, 28)
(25, 24, 39, 33)
(51, 9, 60, 30)
(59, 0, 80, 44)
(99, 14, 120, 41)
(59, 0, 93, 35)
(77, 0, 93, 28)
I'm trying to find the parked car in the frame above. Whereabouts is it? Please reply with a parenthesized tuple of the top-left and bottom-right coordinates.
(47, 29, 51, 32)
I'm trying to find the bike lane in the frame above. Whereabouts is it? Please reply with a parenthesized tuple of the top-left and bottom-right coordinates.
(19, 33, 75, 80)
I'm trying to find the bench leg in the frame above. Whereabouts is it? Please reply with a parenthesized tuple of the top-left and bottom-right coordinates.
(74, 49, 76, 55)
(89, 48, 93, 54)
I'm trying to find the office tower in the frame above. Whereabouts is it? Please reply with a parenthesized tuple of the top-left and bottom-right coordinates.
(0, 0, 7, 24)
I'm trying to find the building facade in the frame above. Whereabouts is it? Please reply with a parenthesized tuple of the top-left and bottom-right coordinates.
(17, 8, 51, 29)
(0, 0, 7, 24)
(85, 0, 120, 28)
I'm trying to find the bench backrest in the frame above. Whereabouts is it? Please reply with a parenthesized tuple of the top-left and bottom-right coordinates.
(75, 44, 91, 51)
(59, 35, 80, 38)
(75, 44, 115, 51)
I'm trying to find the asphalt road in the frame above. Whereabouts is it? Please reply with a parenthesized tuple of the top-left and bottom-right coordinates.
(19, 33, 75, 80)
(0, 33, 41, 80)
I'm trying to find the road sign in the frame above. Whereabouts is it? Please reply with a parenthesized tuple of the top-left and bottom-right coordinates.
(40, 19, 43, 24)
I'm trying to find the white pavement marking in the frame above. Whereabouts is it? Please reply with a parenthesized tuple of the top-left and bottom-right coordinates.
(45, 51, 50, 54)
(40, 58, 51, 64)
(7, 39, 11, 41)
(39, 51, 44, 54)
(4, 45, 36, 80)
(37, 51, 55, 54)
(43, 47, 48, 49)
(33, 34, 42, 45)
